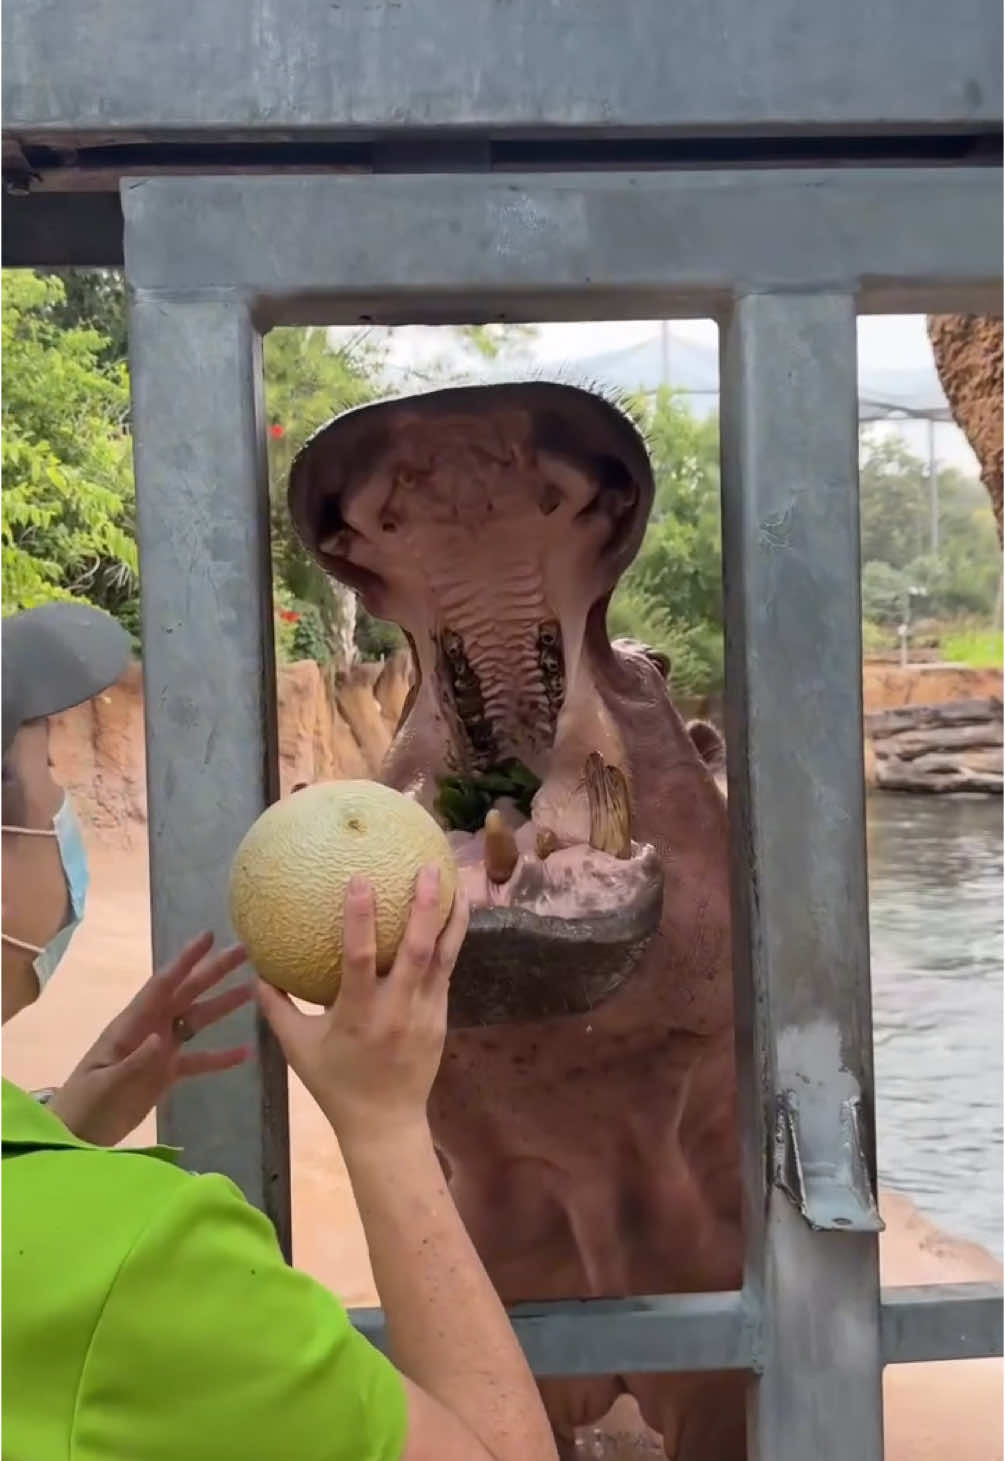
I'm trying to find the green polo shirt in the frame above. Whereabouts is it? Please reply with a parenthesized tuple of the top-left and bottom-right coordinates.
(2, 1079, 406, 1461)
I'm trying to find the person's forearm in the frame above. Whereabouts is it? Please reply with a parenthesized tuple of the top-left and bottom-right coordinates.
(341, 1121, 557, 1461)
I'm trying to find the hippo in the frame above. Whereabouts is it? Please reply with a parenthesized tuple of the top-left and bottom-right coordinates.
(289, 382, 745, 1459)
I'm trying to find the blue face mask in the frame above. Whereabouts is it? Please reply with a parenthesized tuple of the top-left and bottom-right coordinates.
(2, 796, 90, 989)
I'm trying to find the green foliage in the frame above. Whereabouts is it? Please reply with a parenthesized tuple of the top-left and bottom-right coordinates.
(858, 428, 1000, 625)
(861, 560, 911, 626)
(289, 604, 331, 664)
(2, 271, 138, 630)
(605, 585, 723, 699)
(355, 609, 405, 660)
(457, 324, 538, 362)
(435, 759, 542, 833)
(862, 618, 894, 656)
(608, 390, 723, 696)
(271, 585, 300, 663)
(264, 326, 384, 665)
(940, 625, 1004, 667)
(40, 269, 129, 365)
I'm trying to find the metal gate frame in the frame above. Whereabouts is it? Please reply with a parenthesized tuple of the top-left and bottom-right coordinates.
(115, 169, 1001, 1461)
(4, 3, 1003, 1453)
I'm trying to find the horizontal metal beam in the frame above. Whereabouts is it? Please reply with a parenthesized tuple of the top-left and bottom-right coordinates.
(880, 1283, 1005, 1365)
(348, 1284, 1004, 1373)
(351, 1291, 759, 1375)
(120, 169, 1002, 322)
(4, 0, 1001, 139)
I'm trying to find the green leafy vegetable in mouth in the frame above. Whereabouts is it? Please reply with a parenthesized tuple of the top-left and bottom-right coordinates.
(434, 759, 542, 833)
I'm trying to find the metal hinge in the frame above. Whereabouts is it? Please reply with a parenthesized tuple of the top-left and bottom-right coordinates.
(773, 1089, 884, 1233)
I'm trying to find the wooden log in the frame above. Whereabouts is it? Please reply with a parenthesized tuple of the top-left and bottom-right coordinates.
(872, 720, 1003, 761)
(960, 747, 1005, 774)
(874, 755, 1003, 794)
(863, 697, 1003, 737)
(901, 748, 1004, 776)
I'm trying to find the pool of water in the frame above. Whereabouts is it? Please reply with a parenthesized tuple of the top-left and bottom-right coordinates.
(868, 792, 1003, 1256)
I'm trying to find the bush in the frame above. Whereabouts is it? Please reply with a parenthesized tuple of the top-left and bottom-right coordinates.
(609, 389, 723, 698)
(2, 271, 138, 626)
(861, 561, 910, 626)
(606, 585, 723, 699)
(355, 609, 405, 661)
(862, 619, 894, 656)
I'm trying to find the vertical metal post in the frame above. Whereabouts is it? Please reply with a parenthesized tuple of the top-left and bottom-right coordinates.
(126, 286, 291, 1256)
(720, 294, 884, 1461)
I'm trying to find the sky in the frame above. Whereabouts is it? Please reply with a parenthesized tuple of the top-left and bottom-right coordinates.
(339, 314, 979, 476)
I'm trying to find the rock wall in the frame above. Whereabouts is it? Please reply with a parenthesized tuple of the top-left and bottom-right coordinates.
(866, 697, 1003, 794)
(861, 664, 1003, 792)
(862, 662, 1002, 711)
(50, 651, 413, 845)
(927, 314, 1004, 543)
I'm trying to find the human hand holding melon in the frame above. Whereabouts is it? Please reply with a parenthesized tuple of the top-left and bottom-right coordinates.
(231, 781, 468, 1144)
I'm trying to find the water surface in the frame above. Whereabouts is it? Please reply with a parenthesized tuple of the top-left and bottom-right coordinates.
(868, 792, 1003, 1256)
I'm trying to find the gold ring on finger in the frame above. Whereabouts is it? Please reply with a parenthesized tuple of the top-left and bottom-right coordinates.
(172, 1014, 196, 1045)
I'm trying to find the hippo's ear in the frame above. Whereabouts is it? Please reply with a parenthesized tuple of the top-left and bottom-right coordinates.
(687, 719, 725, 771)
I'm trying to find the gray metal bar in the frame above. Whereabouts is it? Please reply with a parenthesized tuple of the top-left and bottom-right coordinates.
(352, 1291, 759, 1374)
(4, 0, 1000, 136)
(721, 294, 883, 1460)
(127, 286, 291, 1255)
(119, 170, 1002, 323)
(881, 1284, 1005, 1365)
(350, 1283, 1004, 1371)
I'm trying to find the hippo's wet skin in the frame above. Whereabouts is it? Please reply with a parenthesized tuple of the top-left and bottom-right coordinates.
(290, 383, 745, 1459)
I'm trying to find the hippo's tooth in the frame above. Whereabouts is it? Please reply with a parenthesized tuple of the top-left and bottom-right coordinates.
(535, 827, 559, 861)
(585, 753, 632, 861)
(484, 808, 520, 884)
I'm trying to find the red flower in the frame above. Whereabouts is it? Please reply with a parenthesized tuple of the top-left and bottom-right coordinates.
(270, 423, 285, 440)
(278, 608, 301, 623)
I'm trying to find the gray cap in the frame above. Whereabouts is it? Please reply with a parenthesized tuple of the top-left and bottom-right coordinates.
(2, 603, 132, 756)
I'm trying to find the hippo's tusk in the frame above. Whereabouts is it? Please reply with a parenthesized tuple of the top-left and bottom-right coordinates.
(585, 753, 632, 860)
(484, 808, 520, 884)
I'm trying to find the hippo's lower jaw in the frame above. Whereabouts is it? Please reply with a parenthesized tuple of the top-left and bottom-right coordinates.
(447, 857, 663, 1026)
(447, 841, 664, 1027)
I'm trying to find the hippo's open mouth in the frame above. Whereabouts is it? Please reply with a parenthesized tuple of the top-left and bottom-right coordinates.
(289, 382, 665, 1026)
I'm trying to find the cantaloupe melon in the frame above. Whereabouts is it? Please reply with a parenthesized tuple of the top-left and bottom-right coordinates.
(229, 780, 457, 1005)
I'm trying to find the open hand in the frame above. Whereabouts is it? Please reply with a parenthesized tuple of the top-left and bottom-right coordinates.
(47, 932, 252, 1147)
(258, 866, 469, 1151)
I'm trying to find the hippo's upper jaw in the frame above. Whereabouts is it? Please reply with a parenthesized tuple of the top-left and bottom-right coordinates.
(290, 382, 667, 1026)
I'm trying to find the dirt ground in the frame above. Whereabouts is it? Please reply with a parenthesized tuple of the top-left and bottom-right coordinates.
(4, 836, 1002, 1460)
